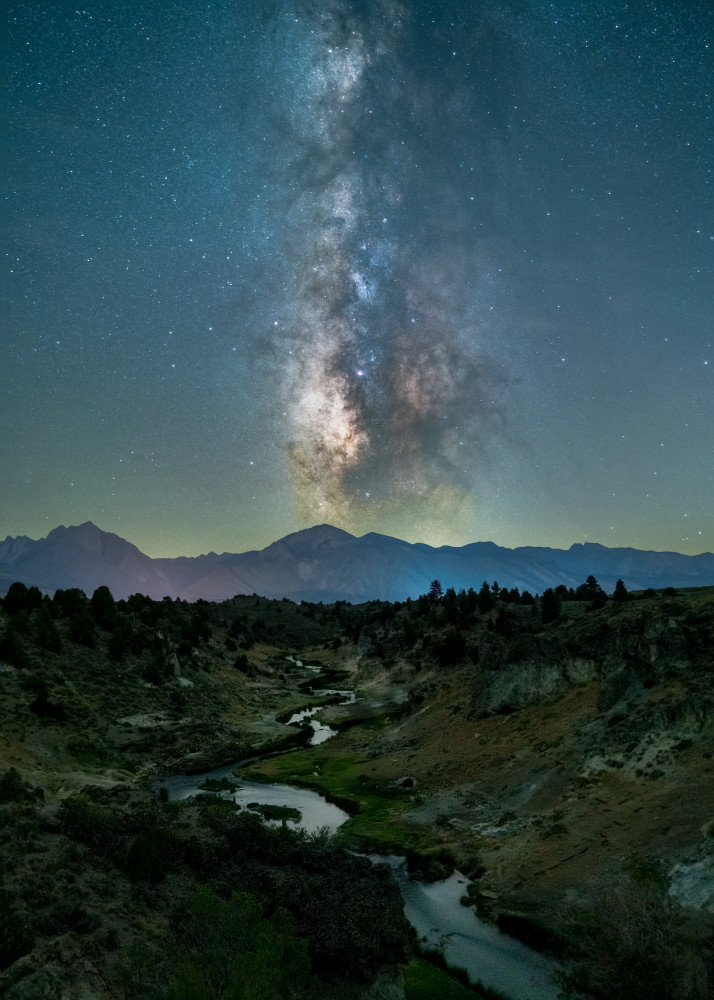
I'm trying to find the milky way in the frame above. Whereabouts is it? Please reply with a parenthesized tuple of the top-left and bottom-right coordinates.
(271, 2, 508, 540)
(4, 1, 712, 556)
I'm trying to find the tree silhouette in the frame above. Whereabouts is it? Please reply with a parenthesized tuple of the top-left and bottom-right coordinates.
(541, 587, 562, 624)
(3, 582, 42, 615)
(91, 586, 116, 630)
(478, 580, 494, 612)
(576, 575, 607, 609)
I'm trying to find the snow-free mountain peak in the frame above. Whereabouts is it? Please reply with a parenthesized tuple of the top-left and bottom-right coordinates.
(1, 522, 712, 602)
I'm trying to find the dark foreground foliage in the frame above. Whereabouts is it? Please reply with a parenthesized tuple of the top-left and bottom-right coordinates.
(555, 876, 712, 1000)
(148, 889, 315, 1000)
(0, 774, 410, 999)
(1, 580, 713, 999)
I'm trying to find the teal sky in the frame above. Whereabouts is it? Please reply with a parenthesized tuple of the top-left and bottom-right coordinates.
(3, 1, 712, 557)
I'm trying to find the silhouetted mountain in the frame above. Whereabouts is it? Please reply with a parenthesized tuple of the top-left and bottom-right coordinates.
(0, 522, 174, 599)
(1, 522, 713, 602)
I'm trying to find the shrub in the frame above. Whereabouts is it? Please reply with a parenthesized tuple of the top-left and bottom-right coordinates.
(28, 687, 66, 722)
(58, 795, 121, 854)
(164, 889, 314, 1000)
(122, 826, 178, 882)
(0, 881, 34, 971)
(68, 609, 96, 647)
(142, 657, 173, 685)
(0, 767, 42, 803)
(435, 629, 467, 666)
(0, 623, 28, 667)
(35, 606, 62, 651)
(234, 653, 251, 671)
(107, 628, 127, 660)
(556, 877, 709, 999)
(0, 767, 26, 803)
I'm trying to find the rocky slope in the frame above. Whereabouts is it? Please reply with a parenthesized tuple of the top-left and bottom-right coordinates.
(247, 586, 714, 996)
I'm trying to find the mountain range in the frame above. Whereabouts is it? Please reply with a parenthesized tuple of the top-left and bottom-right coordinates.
(1, 521, 713, 603)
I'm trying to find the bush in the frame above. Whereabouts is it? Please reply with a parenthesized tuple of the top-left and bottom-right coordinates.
(234, 653, 251, 672)
(35, 606, 62, 651)
(122, 826, 178, 882)
(58, 795, 121, 854)
(0, 767, 26, 803)
(142, 657, 173, 685)
(28, 687, 66, 722)
(0, 767, 42, 803)
(0, 881, 34, 971)
(435, 629, 467, 666)
(164, 889, 314, 1000)
(107, 628, 127, 660)
(556, 877, 709, 999)
(68, 609, 96, 647)
(0, 623, 28, 667)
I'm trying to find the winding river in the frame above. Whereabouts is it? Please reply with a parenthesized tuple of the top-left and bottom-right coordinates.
(161, 763, 350, 836)
(373, 856, 558, 1000)
(162, 699, 560, 1000)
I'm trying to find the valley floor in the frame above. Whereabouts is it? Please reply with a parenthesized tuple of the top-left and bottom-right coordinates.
(1, 585, 713, 997)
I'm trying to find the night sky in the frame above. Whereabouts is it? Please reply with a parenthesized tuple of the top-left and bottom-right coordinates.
(3, 1, 712, 558)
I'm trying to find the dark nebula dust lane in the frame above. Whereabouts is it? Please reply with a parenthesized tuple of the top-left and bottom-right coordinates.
(272, 3, 524, 538)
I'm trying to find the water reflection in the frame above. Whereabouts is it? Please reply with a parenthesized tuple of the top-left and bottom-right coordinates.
(161, 764, 349, 835)
(370, 856, 559, 1000)
(163, 706, 558, 1000)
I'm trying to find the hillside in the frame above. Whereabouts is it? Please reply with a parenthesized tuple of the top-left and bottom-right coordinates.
(0, 579, 712, 998)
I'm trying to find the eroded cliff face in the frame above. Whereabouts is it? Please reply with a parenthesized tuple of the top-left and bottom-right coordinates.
(352, 592, 714, 936)
(469, 598, 713, 719)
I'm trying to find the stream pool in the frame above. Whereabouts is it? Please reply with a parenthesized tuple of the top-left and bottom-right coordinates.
(161, 762, 559, 1000)
(374, 856, 559, 1000)
(160, 763, 350, 835)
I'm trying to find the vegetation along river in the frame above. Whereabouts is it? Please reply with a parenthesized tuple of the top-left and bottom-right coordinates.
(161, 679, 559, 1000)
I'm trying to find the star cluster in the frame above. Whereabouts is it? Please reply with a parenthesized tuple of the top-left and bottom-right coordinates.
(3, 1, 712, 556)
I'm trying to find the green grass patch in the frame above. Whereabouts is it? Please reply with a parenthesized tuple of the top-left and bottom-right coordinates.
(199, 777, 238, 792)
(404, 955, 507, 1000)
(330, 706, 412, 733)
(241, 749, 444, 855)
(246, 802, 302, 822)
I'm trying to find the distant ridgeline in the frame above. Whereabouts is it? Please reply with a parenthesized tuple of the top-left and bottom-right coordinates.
(1, 522, 713, 603)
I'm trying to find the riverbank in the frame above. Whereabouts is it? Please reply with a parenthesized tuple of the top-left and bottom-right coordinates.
(163, 760, 559, 1000)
